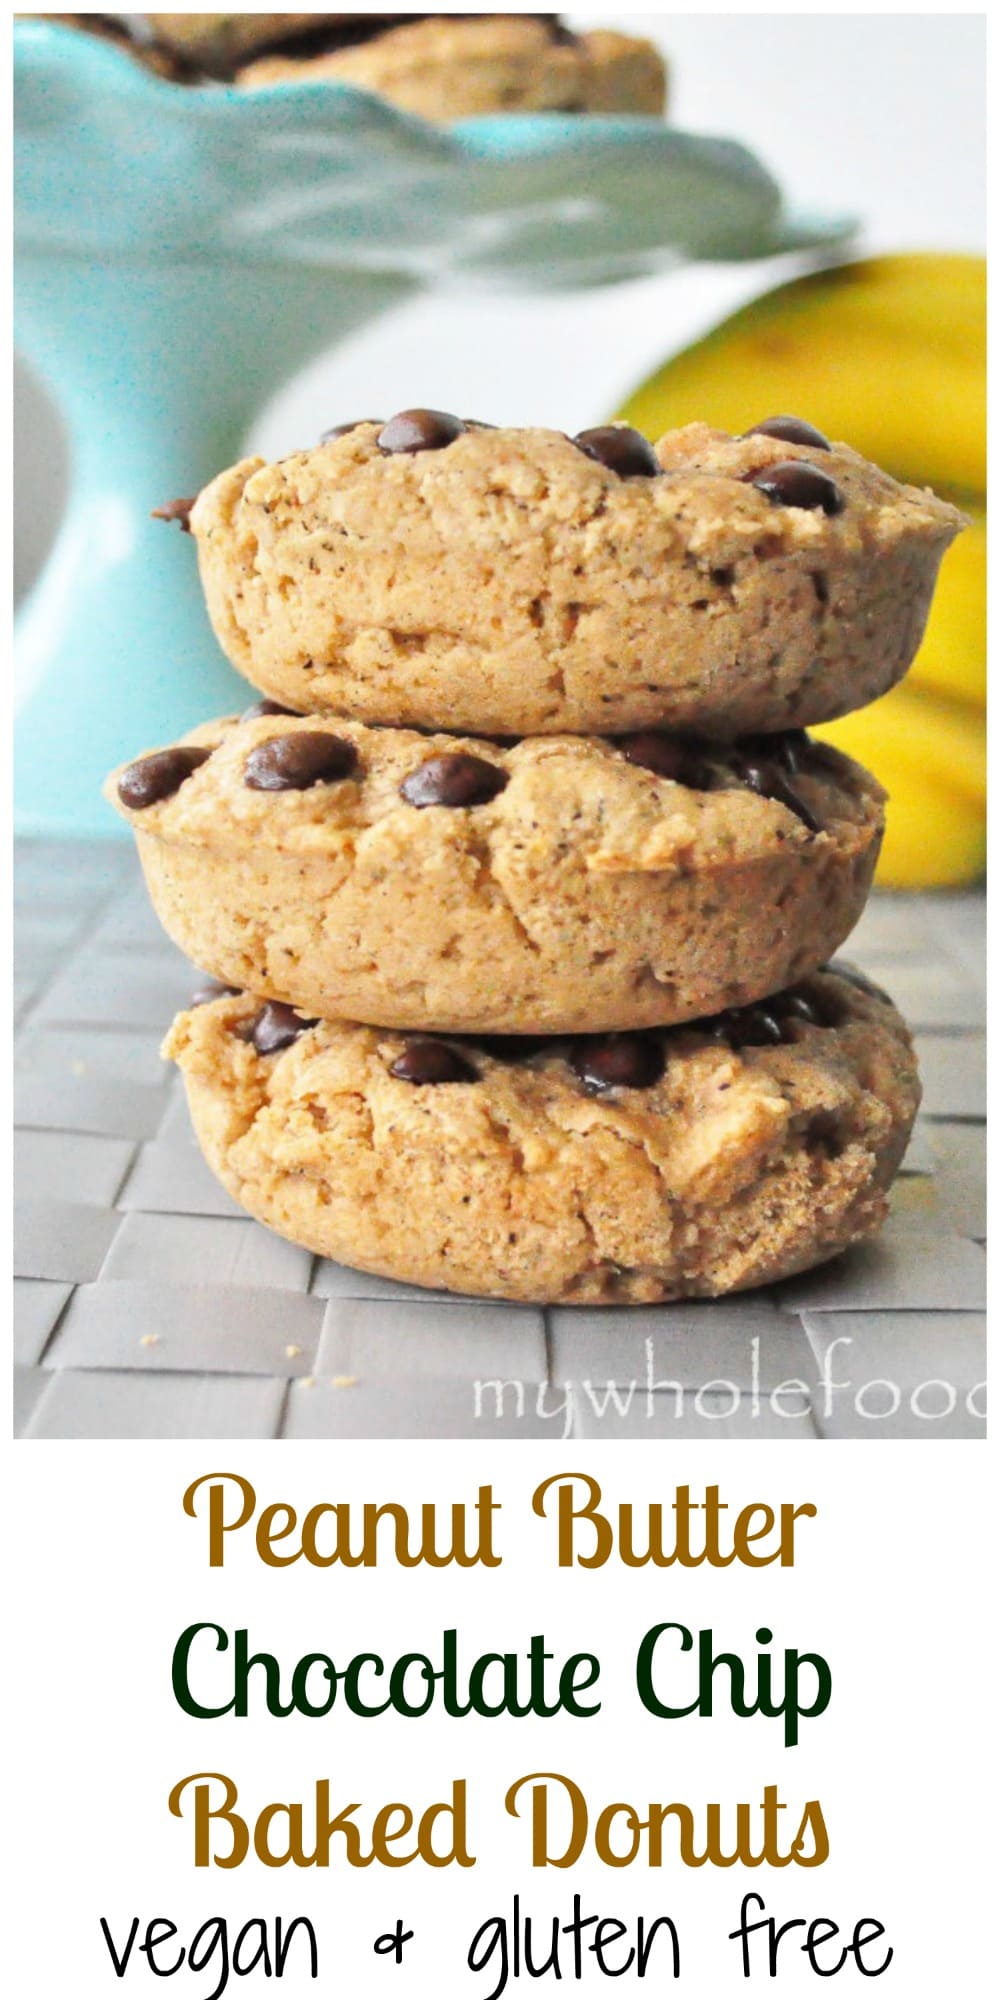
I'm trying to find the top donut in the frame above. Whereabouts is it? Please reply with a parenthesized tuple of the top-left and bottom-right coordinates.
(186, 415, 964, 739)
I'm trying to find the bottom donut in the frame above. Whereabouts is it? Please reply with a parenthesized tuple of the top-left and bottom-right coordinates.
(163, 968, 920, 1305)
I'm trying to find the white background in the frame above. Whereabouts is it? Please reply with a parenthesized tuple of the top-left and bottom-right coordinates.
(10, 1443, 991, 1994)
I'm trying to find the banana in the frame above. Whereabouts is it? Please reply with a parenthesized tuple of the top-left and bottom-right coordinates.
(618, 254, 986, 495)
(905, 500, 985, 710)
(816, 684, 986, 890)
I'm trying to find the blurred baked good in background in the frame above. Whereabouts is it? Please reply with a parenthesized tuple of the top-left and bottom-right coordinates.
(23, 13, 668, 114)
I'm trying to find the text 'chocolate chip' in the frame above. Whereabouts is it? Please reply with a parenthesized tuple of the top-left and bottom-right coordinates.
(377, 409, 465, 454)
(400, 752, 508, 809)
(748, 462, 845, 515)
(244, 732, 357, 791)
(743, 415, 832, 451)
(117, 745, 211, 810)
(570, 1034, 665, 1093)
(391, 1039, 478, 1085)
(573, 425, 660, 477)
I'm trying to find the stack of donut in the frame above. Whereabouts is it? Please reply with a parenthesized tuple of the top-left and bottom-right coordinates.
(108, 413, 962, 1302)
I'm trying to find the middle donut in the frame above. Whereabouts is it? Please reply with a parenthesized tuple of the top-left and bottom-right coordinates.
(107, 710, 884, 1035)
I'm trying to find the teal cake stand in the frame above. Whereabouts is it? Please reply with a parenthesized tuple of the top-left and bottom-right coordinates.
(14, 19, 852, 834)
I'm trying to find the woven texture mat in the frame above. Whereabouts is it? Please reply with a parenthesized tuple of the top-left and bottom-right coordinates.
(14, 841, 986, 1442)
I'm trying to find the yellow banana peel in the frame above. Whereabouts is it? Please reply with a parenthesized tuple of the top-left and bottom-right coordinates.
(816, 685, 986, 890)
(906, 501, 985, 710)
(618, 253, 986, 888)
(619, 253, 985, 494)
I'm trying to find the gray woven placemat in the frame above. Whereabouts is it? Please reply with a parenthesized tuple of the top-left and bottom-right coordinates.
(13, 841, 986, 1441)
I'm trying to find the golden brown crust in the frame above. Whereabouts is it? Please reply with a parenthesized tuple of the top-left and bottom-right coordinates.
(237, 18, 667, 118)
(164, 970, 920, 1303)
(190, 421, 964, 738)
(107, 713, 884, 1034)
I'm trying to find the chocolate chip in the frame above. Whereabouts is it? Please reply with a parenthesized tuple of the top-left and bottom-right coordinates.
(619, 732, 688, 781)
(737, 728, 811, 777)
(725, 1004, 786, 1048)
(241, 1001, 318, 1056)
(570, 1034, 665, 1093)
(748, 461, 845, 515)
(477, 1034, 551, 1061)
(190, 979, 240, 1009)
(117, 745, 211, 810)
(151, 495, 197, 532)
(377, 409, 465, 455)
(786, 984, 845, 1027)
(741, 1006, 788, 1046)
(777, 991, 825, 1027)
(743, 416, 832, 451)
(768, 728, 812, 776)
(726, 751, 821, 834)
(622, 731, 820, 829)
(244, 731, 357, 792)
(390, 1039, 478, 1085)
(767, 773, 821, 835)
(320, 419, 382, 441)
(619, 731, 716, 789)
(573, 425, 660, 478)
(399, 752, 508, 809)
(709, 984, 846, 1048)
(825, 961, 892, 1006)
(241, 699, 301, 721)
